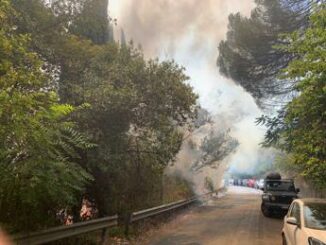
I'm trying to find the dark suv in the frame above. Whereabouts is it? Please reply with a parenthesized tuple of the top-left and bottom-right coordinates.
(261, 179, 299, 217)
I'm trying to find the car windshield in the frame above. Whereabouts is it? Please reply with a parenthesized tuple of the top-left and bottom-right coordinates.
(265, 181, 295, 192)
(304, 203, 326, 230)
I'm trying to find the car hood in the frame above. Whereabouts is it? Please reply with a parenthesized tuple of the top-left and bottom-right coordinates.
(305, 228, 326, 243)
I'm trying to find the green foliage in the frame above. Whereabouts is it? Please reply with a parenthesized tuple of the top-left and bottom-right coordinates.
(4, 0, 198, 233)
(162, 174, 194, 203)
(274, 153, 302, 176)
(0, 1, 92, 232)
(258, 6, 326, 188)
(53, 34, 197, 215)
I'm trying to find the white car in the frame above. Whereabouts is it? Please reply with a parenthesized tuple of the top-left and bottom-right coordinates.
(256, 178, 264, 189)
(282, 198, 326, 245)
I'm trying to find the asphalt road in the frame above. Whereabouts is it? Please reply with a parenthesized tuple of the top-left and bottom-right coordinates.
(146, 186, 283, 245)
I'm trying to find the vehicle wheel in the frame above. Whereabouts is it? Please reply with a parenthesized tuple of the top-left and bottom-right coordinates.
(261, 203, 271, 217)
(282, 233, 287, 245)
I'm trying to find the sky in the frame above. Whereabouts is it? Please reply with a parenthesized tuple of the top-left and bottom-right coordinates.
(109, 0, 273, 179)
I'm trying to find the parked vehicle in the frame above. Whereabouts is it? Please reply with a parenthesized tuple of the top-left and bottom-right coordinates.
(282, 198, 326, 245)
(247, 179, 256, 188)
(256, 179, 264, 189)
(242, 179, 248, 187)
(261, 173, 299, 217)
(229, 178, 234, 185)
(234, 179, 240, 186)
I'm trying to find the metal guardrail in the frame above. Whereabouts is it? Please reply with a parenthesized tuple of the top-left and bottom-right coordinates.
(131, 191, 216, 222)
(14, 215, 118, 245)
(13, 191, 218, 245)
(131, 198, 196, 222)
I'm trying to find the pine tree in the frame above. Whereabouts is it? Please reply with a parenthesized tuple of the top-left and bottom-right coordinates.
(70, 0, 114, 44)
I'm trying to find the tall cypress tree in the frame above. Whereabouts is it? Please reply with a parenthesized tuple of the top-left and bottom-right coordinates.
(70, 0, 114, 44)
(120, 28, 127, 47)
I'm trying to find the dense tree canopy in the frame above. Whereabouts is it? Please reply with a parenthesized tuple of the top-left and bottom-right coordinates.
(257, 6, 326, 188)
(0, 0, 200, 233)
(0, 0, 93, 231)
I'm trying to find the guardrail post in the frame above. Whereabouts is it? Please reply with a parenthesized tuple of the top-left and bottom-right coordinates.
(99, 228, 108, 245)
(123, 213, 132, 238)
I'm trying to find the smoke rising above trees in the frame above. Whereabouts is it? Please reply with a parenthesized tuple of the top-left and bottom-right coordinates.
(111, 0, 255, 57)
(111, 0, 272, 192)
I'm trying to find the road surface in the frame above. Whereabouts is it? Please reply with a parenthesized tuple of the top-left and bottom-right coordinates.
(146, 186, 283, 245)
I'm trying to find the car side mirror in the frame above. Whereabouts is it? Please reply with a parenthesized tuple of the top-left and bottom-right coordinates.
(286, 217, 299, 226)
(296, 188, 300, 193)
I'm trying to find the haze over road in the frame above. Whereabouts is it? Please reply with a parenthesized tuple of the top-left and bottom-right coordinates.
(146, 186, 283, 245)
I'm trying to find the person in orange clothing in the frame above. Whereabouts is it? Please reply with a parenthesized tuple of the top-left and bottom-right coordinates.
(0, 230, 12, 245)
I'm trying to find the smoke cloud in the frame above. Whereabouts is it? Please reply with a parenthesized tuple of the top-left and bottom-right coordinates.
(110, 0, 255, 57)
(110, 0, 276, 193)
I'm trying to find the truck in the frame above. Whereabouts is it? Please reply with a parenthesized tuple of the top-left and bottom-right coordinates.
(261, 173, 299, 217)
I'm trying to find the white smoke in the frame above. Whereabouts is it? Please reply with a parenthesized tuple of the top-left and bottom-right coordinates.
(110, 0, 276, 193)
(166, 115, 238, 194)
(110, 0, 255, 57)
